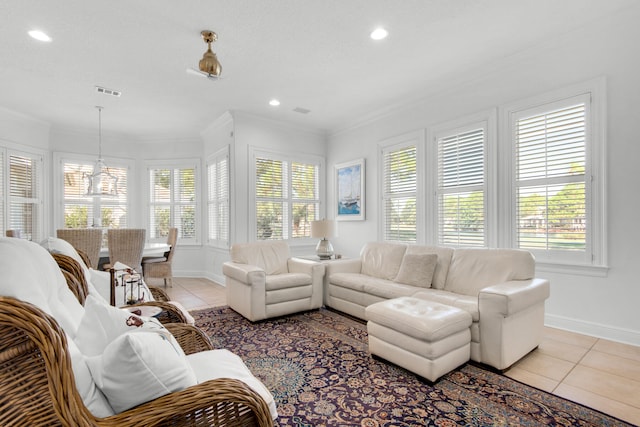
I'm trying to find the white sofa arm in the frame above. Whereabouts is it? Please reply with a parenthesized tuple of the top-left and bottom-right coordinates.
(223, 262, 268, 321)
(222, 262, 265, 285)
(289, 258, 325, 309)
(479, 278, 550, 316)
(478, 277, 550, 370)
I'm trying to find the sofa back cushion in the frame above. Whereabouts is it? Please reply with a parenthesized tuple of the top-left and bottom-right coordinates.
(360, 242, 407, 280)
(404, 245, 455, 290)
(230, 241, 290, 275)
(444, 248, 535, 296)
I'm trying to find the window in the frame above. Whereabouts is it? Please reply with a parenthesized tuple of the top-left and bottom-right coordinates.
(435, 124, 487, 247)
(61, 158, 129, 229)
(512, 95, 590, 263)
(6, 150, 43, 241)
(252, 149, 321, 241)
(207, 147, 229, 247)
(148, 162, 199, 244)
(381, 142, 418, 242)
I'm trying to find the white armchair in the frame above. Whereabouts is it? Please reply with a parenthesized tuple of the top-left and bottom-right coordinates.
(223, 241, 325, 322)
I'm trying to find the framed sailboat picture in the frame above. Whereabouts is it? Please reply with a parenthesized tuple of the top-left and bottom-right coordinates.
(336, 158, 365, 221)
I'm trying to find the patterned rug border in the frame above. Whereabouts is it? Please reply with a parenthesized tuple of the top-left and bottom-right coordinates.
(190, 306, 635, 427)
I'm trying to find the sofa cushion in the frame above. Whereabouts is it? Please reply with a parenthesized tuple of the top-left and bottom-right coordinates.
(265, 272, 311, 290)
(363, 279, 420, 300)
(330, 272, 371, 292)
(230, 241, 290, 275)
(86, 330, 197, 413)
(413, 289, 480, 322)
(394, 253, 437, 288)
(360, 242, 407, 280)
(405, 245, 454, 290)
(444, 249, 535, 297)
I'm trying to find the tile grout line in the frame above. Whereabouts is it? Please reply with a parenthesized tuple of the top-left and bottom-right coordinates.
(551, 337, 598, 394)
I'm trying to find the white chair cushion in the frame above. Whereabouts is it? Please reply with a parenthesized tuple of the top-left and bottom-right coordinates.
(67, 336, 115, 417)
(187, 349, 278, 420)
(0, 238, 84, 337)
(230, 241, 290, 275)
(86, 331, 197, 413)
(0, 239, 112, 415)
(75, 295, 178, 357)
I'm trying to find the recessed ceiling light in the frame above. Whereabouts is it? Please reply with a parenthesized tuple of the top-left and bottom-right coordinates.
(269, 99, 281, 107)
(28, 30, 52, 42)
(370, 27, 388, 40)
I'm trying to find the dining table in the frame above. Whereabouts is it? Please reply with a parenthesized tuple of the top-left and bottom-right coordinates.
(98, 242, 170, 258)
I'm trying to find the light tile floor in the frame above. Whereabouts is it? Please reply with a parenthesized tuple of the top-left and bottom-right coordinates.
(153, 277, 640, 426)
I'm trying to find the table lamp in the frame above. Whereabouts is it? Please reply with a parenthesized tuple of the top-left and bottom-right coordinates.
(310, 219, 337, 259)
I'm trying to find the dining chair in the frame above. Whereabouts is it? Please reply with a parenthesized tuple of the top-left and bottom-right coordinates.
(56, 228, 103, 269)
(103, 228, 146, 273)
(142, 227, 177, 287)
(5, 230, 21, 238)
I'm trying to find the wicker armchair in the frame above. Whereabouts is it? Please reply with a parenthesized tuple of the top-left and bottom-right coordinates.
(57, 228, 103, 269)
(52, 253, 187, 325)
(0, 296, 273, 427)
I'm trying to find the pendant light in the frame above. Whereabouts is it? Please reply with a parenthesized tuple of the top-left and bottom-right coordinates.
(83, 106, 118, 197)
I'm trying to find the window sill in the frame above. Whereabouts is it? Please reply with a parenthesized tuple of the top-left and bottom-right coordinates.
(535, 261, 609, 278)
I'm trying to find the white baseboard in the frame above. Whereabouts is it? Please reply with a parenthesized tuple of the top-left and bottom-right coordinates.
(172, 270, 225, 286)
(545, 313, 640, 347)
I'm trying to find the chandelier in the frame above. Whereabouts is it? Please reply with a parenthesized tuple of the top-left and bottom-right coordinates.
(83, 106, 118, 197)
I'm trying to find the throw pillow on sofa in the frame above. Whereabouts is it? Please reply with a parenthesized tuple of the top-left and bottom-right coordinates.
(394, 253, 438, 288)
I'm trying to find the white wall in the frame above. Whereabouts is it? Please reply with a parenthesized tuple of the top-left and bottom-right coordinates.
(201, 111, 327, 283)
(327, 6, 640, 345)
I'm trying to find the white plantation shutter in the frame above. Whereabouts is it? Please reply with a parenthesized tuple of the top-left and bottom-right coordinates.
(291, 162, 319, 238)
(148, 164, 198, 243)
(515, 99, 587, 253)
(62, 159, 128, 230)
(437, 126, 486, 247)
(382, 145, 417, 242)
(256, 157, 286, 240)
(254, 151, 320, 241)
(207, 149, 229, 246)
(8, 152, 43, 241)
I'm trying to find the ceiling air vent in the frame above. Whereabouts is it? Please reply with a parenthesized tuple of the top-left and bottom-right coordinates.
(95, 86, 122, 97)
(293, 107, 311, 114)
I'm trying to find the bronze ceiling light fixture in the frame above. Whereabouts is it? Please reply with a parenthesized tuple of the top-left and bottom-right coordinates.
(197, 30, 222, 79)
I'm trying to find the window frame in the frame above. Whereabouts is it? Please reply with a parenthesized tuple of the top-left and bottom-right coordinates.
(54, 152, 133, 232)
(248, 147, 324, 245)
(499, 77, 607, 274)
(2, 146, 45, 242)
(206, 146, 230, 249)
(378, 130, 424, 244)
(429, 110, 497, 248)
(145, 159, 201, 246)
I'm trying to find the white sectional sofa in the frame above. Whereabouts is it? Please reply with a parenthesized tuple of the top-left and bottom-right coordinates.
(324, 242, 550, 370)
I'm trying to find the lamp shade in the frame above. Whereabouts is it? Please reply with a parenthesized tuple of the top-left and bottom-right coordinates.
(310, 219, 337, 239)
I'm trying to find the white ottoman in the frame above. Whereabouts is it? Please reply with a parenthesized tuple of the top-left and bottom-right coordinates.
(365, 296, 472, 382)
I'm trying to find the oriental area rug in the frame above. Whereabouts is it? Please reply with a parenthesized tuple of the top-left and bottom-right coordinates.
(192, 307, 632, 427)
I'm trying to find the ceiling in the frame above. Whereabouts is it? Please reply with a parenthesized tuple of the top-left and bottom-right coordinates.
(0, 0, 635, 140)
